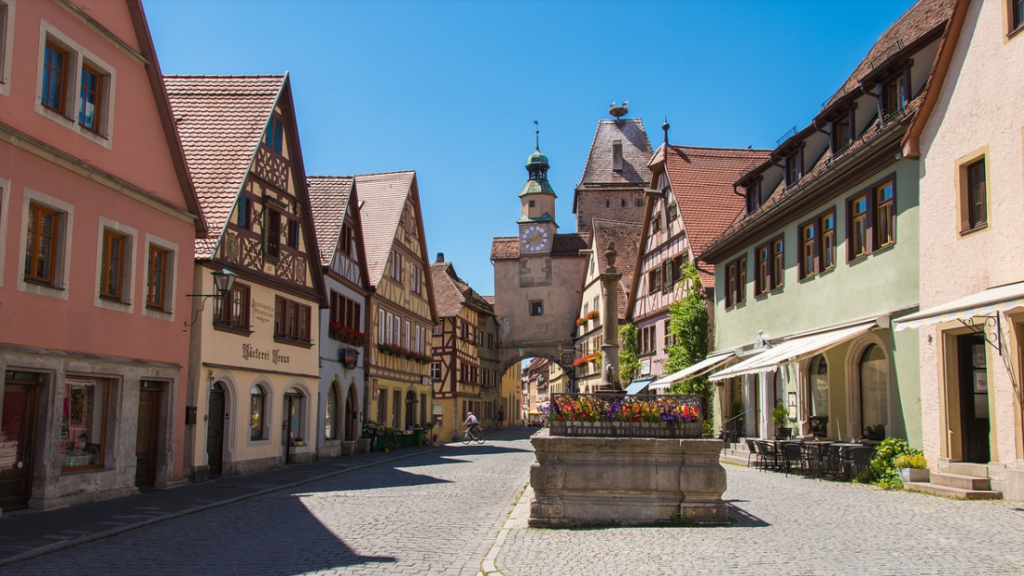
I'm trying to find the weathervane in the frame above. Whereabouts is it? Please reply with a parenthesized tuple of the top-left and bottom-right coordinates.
(534, 120, 540, 150)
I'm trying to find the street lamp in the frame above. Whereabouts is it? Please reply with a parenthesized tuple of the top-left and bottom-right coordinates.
(184, 268, 238, 327)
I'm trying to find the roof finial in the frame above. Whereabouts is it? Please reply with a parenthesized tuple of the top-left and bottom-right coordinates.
(534, 120, 540, 151)
(662, 117, 670, 147)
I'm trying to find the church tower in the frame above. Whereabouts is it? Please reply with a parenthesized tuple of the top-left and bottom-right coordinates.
(518, 143, 558, 255)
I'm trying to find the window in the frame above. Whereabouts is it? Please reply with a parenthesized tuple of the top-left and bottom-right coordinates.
(431, 362, 441, 380)
(265, 116, 284, 154)
(386, 312, 395, 344)
(78, 63, 104, 132)
(849, 193, 869, 260)
(663, 319, 674, 349)
(24, 203, 60, 285)
(745, 181, 761, 214)
(42, 40, 69, 114)
(771, 237, 784, 289)
(636, 199, 643, 208)
(99, 229, 127, 300)
(831, 112, 852, 153)
(755, 243, 770, 295)
(799, 222, 815, 280)
(250, 385, 266, 441)
(214, 283, 250, 329)
(882, 74, 906, 119)
(875, 181, 895, 249)
(652, 213, 661, 232)
(785, 151, 802, 186)
(1014, 0, 1024, 32)
(147, 245, 170, 311)
(275, 296, 311, 343)
(859, 345, 888, 436)
(667, 203, 678, 221)
(964, 158, 988, 232)
(432, 323, 442, 335)
(339, 222, 353, 256)
(389, 251, 402, 282)
(808, 355, 829, 417)
(0, 2, 8, 88)
(405, 319, 411, 350)
(724, 256, 746, 307)
(412, 267, 422, 294)
(648, 268, 661, 294)
(820, 211, 836, 271)
(529, 300, 543, 316)
(529, 200, 536, 208)
(266, 208, 281, 258)
(330, 291, 361, 332)
(662, 259, 674, 292)
(237, 195, 250, 229)
(60, 377, 110, 471)
(378, 309, 386, 344)
(287, 219, 299, 249)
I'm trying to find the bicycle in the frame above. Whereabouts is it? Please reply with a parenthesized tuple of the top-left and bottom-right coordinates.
(461, 425, 486, 445)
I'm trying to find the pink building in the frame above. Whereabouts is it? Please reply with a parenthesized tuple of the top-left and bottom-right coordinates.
(0, 0, 205, 511)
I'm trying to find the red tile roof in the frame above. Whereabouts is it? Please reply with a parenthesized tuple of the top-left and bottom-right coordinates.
(354, 170, 417, 287)
(164, 75, 284, 257)
(589, 219, 642, 321)
(490, 233, 590, 260)
(430, 261, 494, 318)
(660, 145, 771, 286)
(307, 176, 355, 267)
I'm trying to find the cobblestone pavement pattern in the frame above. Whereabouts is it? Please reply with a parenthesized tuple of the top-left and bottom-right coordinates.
(6, 429, 1024, 575)
(3, 430, 537, 576)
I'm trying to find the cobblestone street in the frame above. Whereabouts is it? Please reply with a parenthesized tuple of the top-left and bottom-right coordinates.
(5, 429, 1024, 575)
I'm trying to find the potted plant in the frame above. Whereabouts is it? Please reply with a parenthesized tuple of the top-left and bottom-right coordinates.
(772, 402, 791, 439)
(865, 423, 886, 441)
(894, 453, 929, 483)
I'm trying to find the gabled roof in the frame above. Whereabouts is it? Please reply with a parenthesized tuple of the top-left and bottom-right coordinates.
(589, 219, 642, 321)
(354, 170, 418, 287)
(490, 233, 591, 260)
(306, 176, 355, 267)
(660, 145, 770, 285)
(430, 261, 494, 319)
(126, 0, 207, 237)
(164, 74, 284, 256)
(574, 119, 653, 211)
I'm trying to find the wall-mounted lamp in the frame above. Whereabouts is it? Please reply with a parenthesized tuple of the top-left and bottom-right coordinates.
(518, 347, 525, 358)
(184, 268, 238, 327)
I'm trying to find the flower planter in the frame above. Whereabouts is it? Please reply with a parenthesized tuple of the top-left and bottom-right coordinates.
(898, 467, 929, 483)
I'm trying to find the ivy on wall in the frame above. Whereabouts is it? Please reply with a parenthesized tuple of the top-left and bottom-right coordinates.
(618, 323, 640, 384)
(665, 262, 712, 421)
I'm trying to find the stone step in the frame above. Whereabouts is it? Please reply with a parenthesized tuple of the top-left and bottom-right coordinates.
(904, 481, 1002, 500)
(720, 453, 752, 467)
(930, 472, 992, 491)
(947, 462, 989, 478)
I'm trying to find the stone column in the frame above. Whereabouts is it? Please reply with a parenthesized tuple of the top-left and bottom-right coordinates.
(600, 243, 622, 391)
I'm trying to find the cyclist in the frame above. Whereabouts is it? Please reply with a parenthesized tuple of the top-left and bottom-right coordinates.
(464, 412, 479, 436)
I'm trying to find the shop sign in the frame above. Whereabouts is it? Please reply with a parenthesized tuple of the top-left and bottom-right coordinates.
(241, 343, 291, 364)
(251, 300, 275, 325)
(342, 348, 358, 369)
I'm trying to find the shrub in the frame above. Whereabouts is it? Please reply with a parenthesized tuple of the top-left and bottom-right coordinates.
(893, 453, 927, 469)
(869, 438, 923, 489)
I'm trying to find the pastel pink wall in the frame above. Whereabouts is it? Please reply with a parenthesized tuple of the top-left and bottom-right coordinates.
(916, 0, 1024, 466)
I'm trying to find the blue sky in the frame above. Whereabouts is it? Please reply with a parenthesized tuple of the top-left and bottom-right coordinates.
(145, 0, 916, 296)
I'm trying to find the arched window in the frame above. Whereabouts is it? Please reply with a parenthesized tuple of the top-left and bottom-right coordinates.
(808, 355, 829, 417)
(250, 384, 266, 440)
(325, 384, 339, 440)
(859, 345, 888, 435)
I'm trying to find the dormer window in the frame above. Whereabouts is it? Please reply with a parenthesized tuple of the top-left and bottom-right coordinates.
(785, 151, 802, 187)
(881, 73, 907, 120)
(745, 181, 761, 214)
(612, 140, 624, 172)
(831, 110, 853, 154)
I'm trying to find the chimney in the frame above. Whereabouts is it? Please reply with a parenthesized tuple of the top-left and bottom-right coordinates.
(612, 140, 623, 172)
(436, 252, 445, 263)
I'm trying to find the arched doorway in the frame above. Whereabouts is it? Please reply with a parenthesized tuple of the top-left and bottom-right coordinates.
(807, 355, 829, 437)
(324, 383, 339, 442)
(283, 387, 304, 464)
(207, 382, 226, 477)
(345, 384, 359, 441)
(859, 345, 888, 438)
(404, 391, 417, 429)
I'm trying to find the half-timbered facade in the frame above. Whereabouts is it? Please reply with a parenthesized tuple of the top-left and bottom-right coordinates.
(358, 171, 437, 432)
(430, 255, 494, 441)
(308, 176, 371, 458)
(573, 219, 641, 393)
(167, 74, 326, 479)
(0, 0, 205, 511)
(626, 144, 769, 392)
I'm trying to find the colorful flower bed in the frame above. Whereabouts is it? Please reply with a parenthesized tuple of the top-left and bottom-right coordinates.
(575, 310, 601, 326)
(571, 352, 600, 367)
(546, 394, 699, 424)
(377, 343, 431, 364)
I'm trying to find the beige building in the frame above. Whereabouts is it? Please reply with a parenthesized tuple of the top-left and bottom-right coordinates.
(896, 0, 1024, 499)
(167, 74, 327, 479)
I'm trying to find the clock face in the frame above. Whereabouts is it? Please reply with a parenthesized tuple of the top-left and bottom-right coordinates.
(521, 225, 549, 253)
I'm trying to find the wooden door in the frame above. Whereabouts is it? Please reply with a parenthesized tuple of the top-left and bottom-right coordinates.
(135, 388, 161, 488)
(958, 334, 990, 463)
(0, 382, 38, 511)
(207, 384, 225, 477)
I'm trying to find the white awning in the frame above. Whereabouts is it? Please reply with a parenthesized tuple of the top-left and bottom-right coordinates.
(893, 281, 1024, 331)
(649, 352, 735, 391)
(709, 323, 875, 382)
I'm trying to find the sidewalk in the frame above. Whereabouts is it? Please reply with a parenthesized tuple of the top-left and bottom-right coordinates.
(0, 438, 452, 567)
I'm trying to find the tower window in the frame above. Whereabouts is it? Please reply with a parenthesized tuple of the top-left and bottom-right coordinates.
(621, 199, 626, 207)
(529, 200, 535, 208)
(605, 200, 610, 208)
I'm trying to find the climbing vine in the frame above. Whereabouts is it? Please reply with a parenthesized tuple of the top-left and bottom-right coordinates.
(618, 323, 640, 384)
(665, 262, 713, 424)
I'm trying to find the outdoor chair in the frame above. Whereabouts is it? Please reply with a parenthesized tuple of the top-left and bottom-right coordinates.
(843, 446, 875, 480)
(782, 442, 804, 477)
(756, 440, 779, 472)
(745, 438, 760, 469)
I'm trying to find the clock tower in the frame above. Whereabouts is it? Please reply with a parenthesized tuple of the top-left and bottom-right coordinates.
(518, 145, 557, 255)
